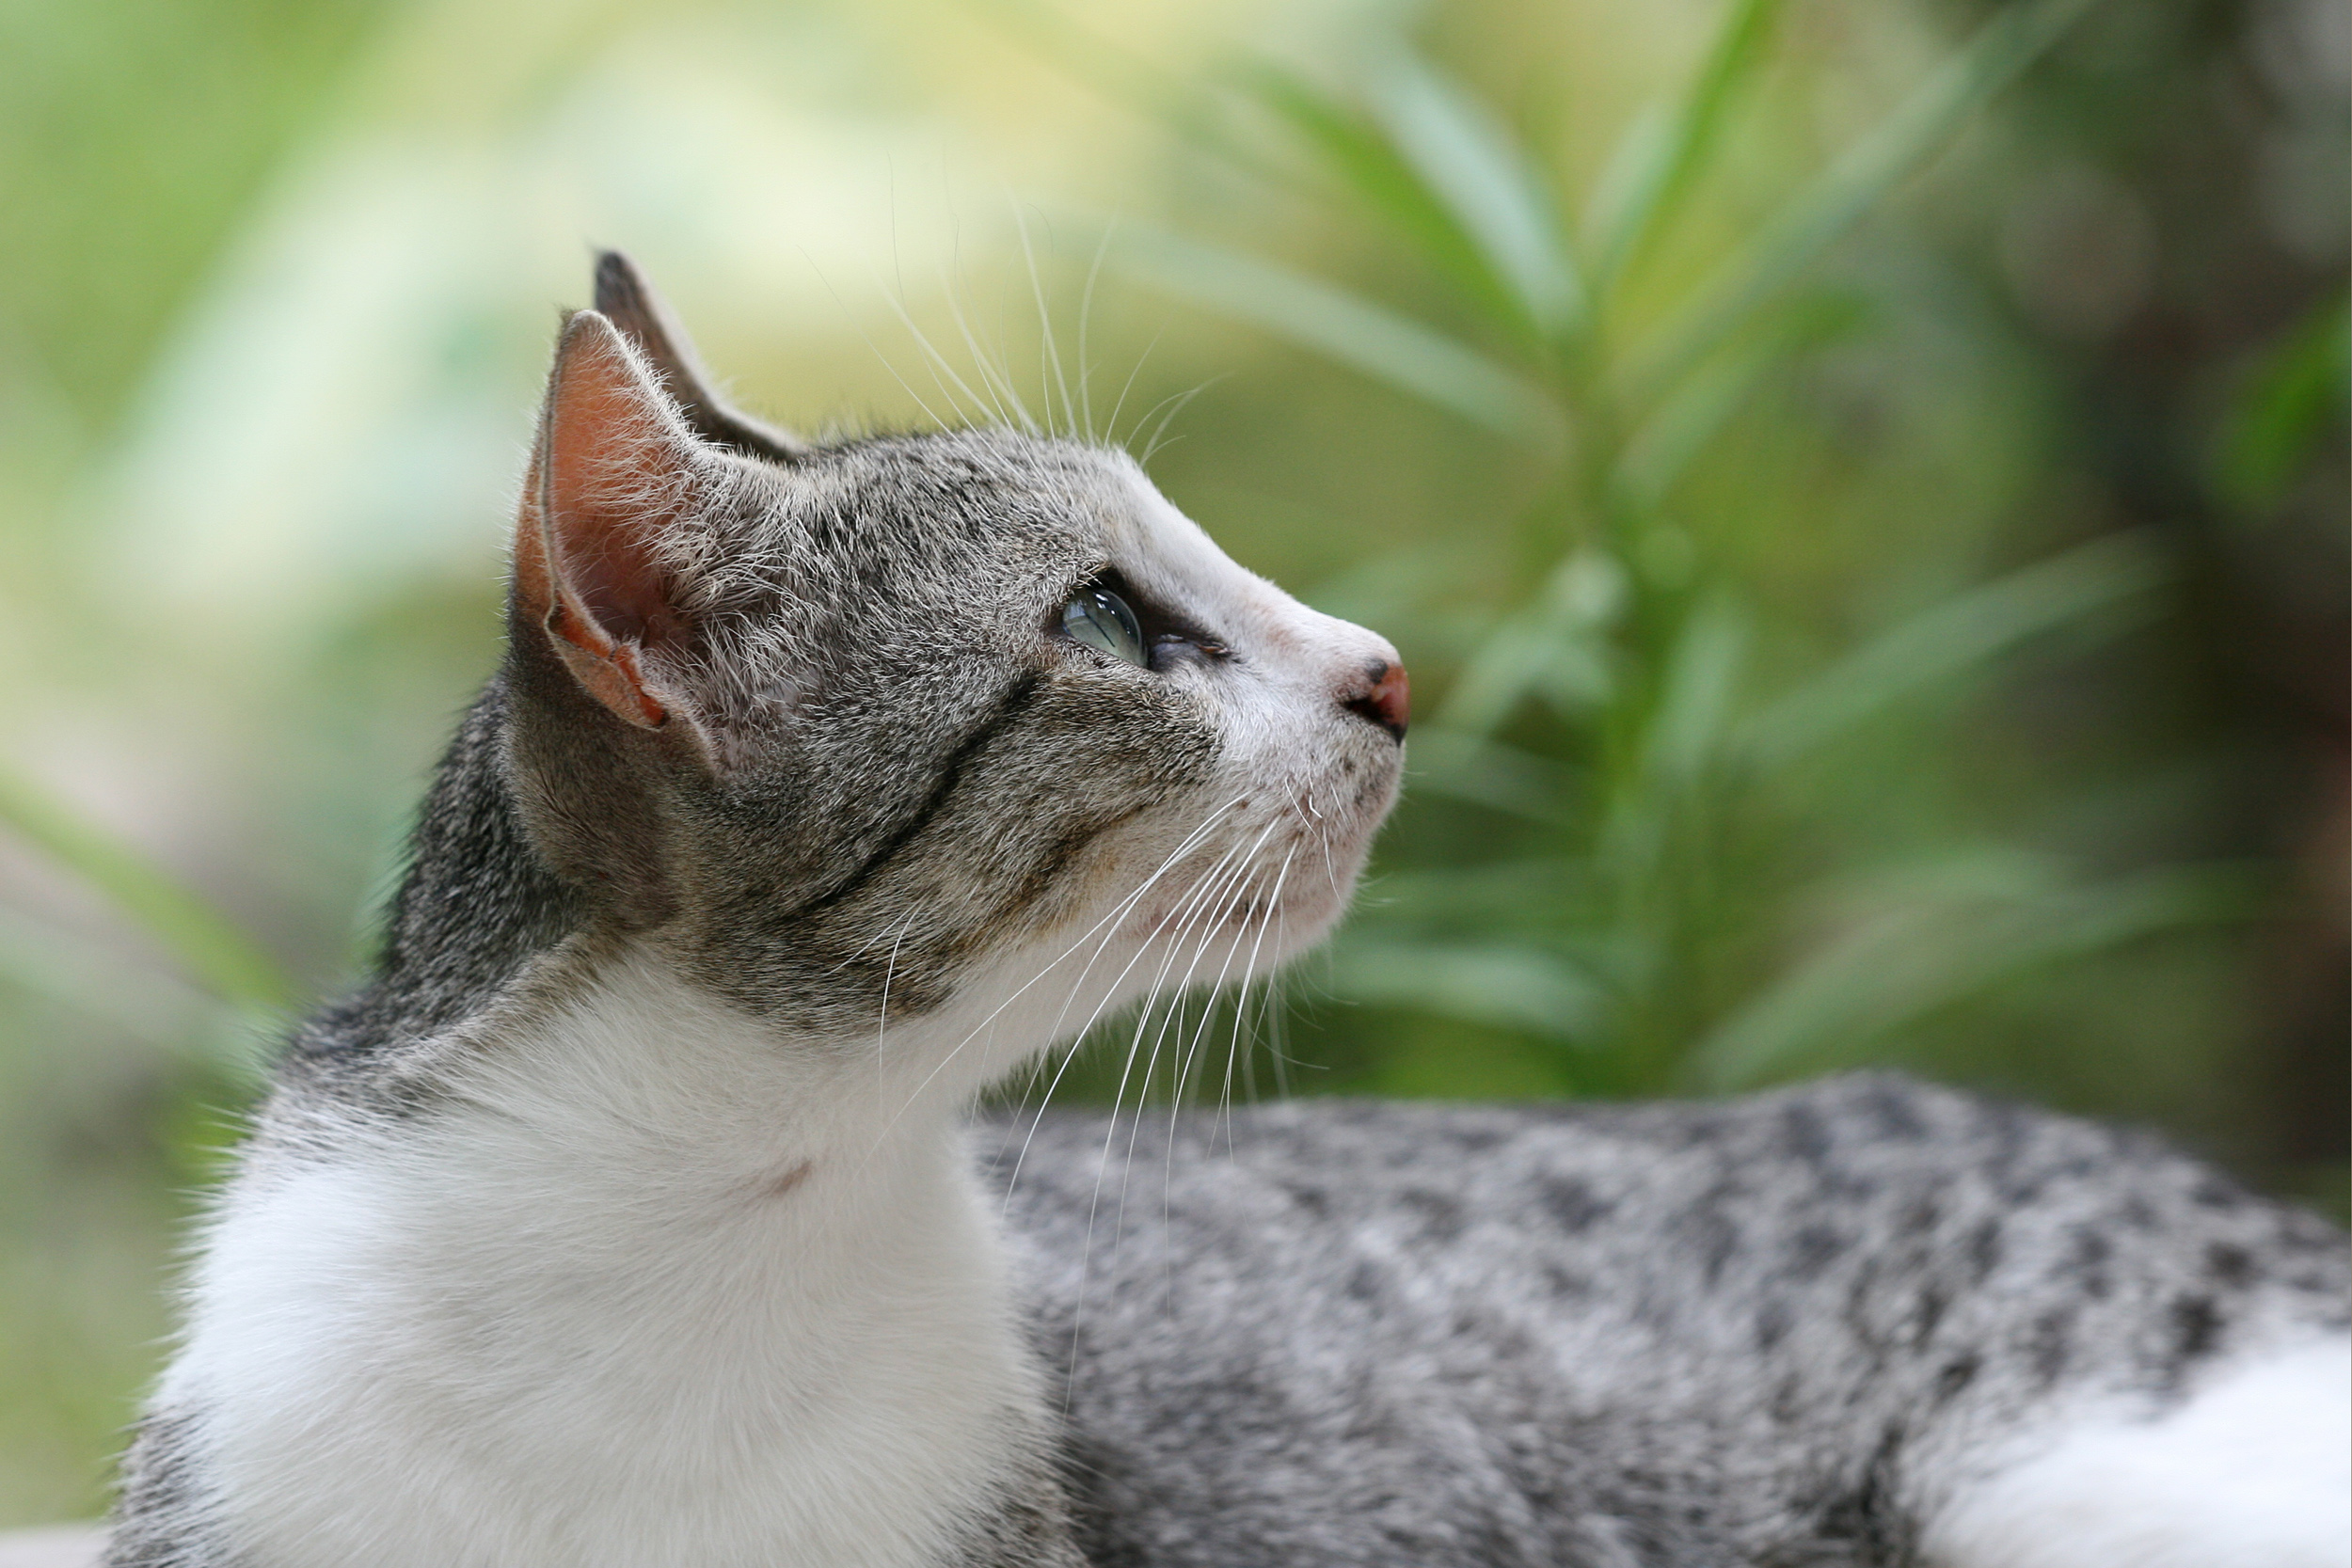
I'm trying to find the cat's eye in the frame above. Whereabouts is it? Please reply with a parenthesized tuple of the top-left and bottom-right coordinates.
(1061, 588, 1149, 668)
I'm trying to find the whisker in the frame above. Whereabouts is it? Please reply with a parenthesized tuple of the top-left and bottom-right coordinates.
(871, 268, 993, 430)
(1014, 205, 1074, 440)
(1108, 833, 1274, 1244)
(1063, 817, 1275, 1354)
(1075, 218, 1116, 440)
(1215, 843, 1298, 1153)
(875, 909, 919, 1112)
(1134, 379, 1221, 467)
(1104, 326, 1164, 451)
(1158, 844, 1295, 1294)
(998, 810, 1259, 1199)
(809, 257, 956, 435)
(1266, 887, 1296, 1099)
(1089, 820, 1274, 1155)
(870, 801, 1246, 1163)
(1171, 841, 1289, 1126)
(939, 230, 1034, 433)
(1057, 838, 1258, 1401)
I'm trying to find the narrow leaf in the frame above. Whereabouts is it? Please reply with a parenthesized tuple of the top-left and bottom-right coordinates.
(2211, 291, 2350, 513)
(1363, 50, 1585, 340)
(1583, 0, 1787, 293)
(1121, 230, 1560, 442)
(1688, 858, 2265, 1089)
(1612, 290, 1870, 510)
(0, 760, 294, 1011)
(1639, 594, 1750, 789)
(1743, 532, 2165, 766)
(1620, 0, 2103, 404)
(1240, 62, 1522, 329)
(1438, 549, 1627, 735)
(1327, 937, 1609, 1042)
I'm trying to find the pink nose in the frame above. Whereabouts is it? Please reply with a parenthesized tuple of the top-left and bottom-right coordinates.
(1343, 659, 1410, 741)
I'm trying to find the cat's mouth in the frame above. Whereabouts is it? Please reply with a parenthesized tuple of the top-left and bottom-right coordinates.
(1098, 714, 1402, 974)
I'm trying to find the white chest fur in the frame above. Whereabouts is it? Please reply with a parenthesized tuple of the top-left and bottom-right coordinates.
(165, 957, 1043, 1568)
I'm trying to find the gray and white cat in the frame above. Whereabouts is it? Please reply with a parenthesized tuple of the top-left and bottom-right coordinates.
(102, 255, 2347, 1568)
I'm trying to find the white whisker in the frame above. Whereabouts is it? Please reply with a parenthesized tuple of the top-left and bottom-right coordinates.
(996, 805, 1259, 1198)
(875, 909, 919, 1113)
(1105, 326, 1164, 450)
(939, 230, 1033, 433)
(822, 266, 955, 434)
(1057, 814, 1281, 1398)
(1014, 205, 1074, 440)
(1135, 379, 1221, 467)
(1075, 218, 1116, 440)
(870, 268, 991, 430)
(1108, 831, 1276, 1244)
(874, 801, 1247, 1162)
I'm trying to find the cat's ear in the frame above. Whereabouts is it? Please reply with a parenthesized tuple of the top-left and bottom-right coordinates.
(592, 250, 809, 464)
(514, 309, 707, 736)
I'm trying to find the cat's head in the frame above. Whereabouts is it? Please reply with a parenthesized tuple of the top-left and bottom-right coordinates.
(501, 254, 1405, 1078)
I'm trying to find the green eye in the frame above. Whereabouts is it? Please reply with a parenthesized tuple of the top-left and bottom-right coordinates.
(1061, 588, 1149, 667)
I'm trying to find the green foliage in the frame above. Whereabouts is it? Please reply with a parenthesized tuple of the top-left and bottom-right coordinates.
(2211, 292, 2350, 515)
(1111, 0, 2266, 1100)
(0, 0, 2338, 1528)
(0, 762, 293, 1022)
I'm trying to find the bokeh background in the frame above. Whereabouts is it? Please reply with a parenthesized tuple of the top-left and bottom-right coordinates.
(1, 0, 2344, 1526)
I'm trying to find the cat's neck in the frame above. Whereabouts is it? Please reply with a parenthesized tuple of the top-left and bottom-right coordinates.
(177, 949, 1056, 1568)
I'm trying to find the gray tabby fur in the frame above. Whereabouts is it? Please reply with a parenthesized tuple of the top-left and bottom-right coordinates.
(103, 256, 2346, 1568)
(1003, 1085, 2345, 1565)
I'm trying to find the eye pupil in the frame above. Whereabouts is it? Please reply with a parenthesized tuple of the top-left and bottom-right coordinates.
(1062, 588, 1149, 668)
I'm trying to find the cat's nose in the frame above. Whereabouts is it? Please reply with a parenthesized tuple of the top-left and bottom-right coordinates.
(1340, 658, 1410, 742)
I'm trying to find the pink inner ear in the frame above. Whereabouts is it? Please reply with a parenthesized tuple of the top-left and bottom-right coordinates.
(561, 529, 683, 652)
(545, 323, 690, 645)
(519, 311, 704, 730)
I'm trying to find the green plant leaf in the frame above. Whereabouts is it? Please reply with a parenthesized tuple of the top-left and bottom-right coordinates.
(1326, 936, 1609, 1042)
(1438, 548, 1627, 734)
(1636, 593, 1750, 790)
(0, 760, 294, 1012)
(2211, 291, 2350, 514)
(1612, 290, 1871, 510)
(1618, 0, 2104, 405)
(1589, 597, 1749, 894)
(1581, 0, 1787, 295)
(1401, 728, 1581, 823)
(1361, 48, 1585, 341)
(1743, 532, 2166, 766)
(1238, 61, 1523, 331)
(1686, 854, 2266, 1089)
(1120, 230, 1561, 442)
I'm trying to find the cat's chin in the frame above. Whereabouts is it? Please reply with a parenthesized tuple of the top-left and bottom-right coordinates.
(1117, 842, 1370, 972)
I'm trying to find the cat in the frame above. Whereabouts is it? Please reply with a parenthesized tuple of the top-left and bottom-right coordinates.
(91, 253, 2345, 1568)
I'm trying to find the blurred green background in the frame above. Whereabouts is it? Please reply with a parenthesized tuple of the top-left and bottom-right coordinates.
(0, 0, 2344, 1528)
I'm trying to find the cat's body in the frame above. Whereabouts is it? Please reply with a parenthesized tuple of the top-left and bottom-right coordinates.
(102, 257, 2347, 1568)
(1010, 1088, 2348, 1568)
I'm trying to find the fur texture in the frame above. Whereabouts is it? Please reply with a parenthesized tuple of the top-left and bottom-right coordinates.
(996, 1085, 2347, 1566)
(104, 257, 2348, 1567)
